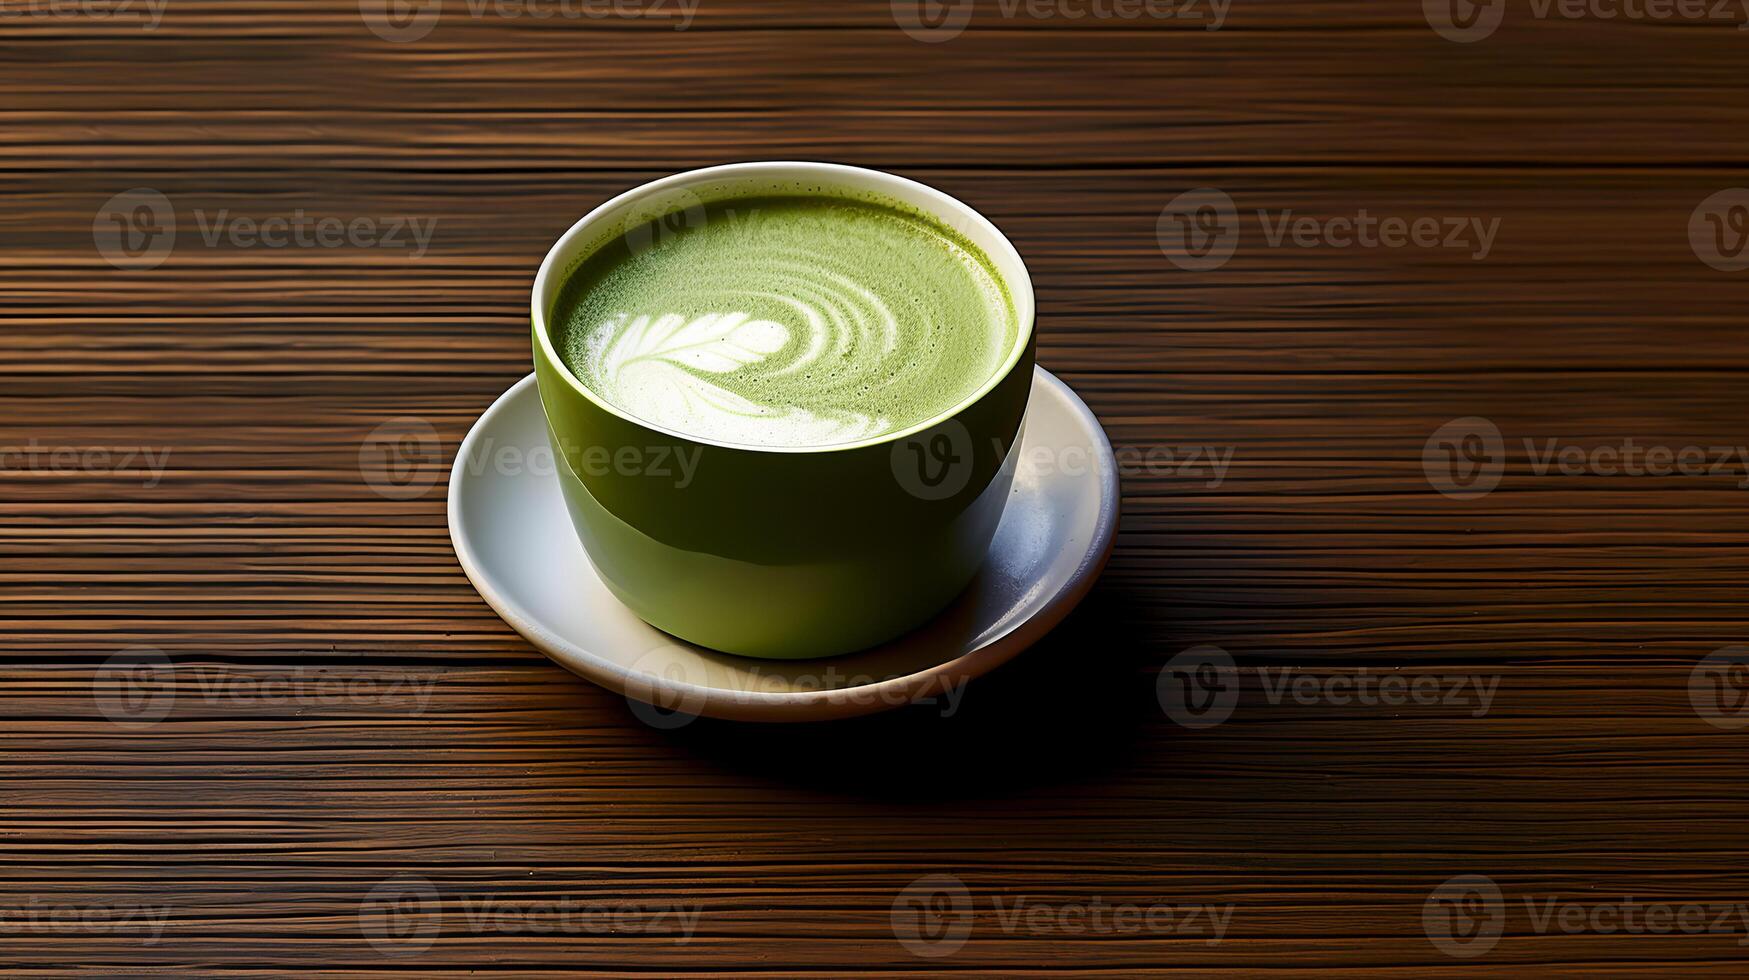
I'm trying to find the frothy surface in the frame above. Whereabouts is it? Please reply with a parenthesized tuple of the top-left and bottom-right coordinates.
(553, 194, 1018, 448)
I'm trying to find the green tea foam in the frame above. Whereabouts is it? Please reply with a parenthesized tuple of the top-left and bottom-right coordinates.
(553, 194, 1018, 448)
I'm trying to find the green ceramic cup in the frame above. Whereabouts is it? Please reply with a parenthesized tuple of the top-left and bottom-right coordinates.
(531, 162, 1036, 659)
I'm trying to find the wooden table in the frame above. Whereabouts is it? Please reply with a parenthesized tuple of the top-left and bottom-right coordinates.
(5, 2, 1748, 975)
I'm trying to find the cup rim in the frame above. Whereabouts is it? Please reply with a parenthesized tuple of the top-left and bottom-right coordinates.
(531, 161, 1036, 455)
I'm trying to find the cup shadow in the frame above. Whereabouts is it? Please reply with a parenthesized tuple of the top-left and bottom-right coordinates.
(622, 582, 1155, 802)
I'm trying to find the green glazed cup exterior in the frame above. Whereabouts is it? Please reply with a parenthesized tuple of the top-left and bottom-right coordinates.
(531, 162, 1036, 659)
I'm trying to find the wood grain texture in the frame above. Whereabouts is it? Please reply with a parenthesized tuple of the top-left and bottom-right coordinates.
(4, 0, 1749, 975)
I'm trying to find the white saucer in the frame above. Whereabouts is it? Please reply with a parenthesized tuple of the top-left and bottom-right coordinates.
(447, 368, 1119, 723)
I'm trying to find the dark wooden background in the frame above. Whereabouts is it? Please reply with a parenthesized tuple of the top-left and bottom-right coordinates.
(4, 0, 1749, 975)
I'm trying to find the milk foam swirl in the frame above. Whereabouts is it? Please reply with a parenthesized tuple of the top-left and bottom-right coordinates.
(557, 195, 1016, 448)
(582, 308, 892, 447)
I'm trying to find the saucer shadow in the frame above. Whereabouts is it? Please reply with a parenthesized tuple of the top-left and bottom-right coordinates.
(624, 581, 1153, 802)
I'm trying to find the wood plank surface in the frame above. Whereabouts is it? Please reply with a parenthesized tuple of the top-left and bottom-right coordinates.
(4, 0, 1749, 975)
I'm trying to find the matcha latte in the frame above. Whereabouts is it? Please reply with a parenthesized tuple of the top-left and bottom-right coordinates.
(552, 194, 1019, 448)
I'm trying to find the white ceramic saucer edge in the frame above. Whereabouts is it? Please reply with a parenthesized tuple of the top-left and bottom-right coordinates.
(447, 367, 1119, 723)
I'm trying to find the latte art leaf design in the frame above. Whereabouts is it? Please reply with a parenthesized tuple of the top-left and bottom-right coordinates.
(554, 194, 1018, 448)
(585, 311, 889, 446)
(609, 311, 789, 374)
